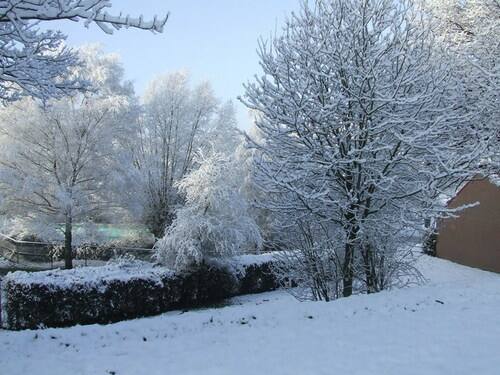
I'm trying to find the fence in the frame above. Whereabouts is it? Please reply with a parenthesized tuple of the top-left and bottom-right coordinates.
(0, 233, 52, 262)
(0, 233, 154, 271)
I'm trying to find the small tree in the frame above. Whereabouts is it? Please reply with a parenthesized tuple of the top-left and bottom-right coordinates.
(0, 0, 168, 102)
(155, 150, 262, 270)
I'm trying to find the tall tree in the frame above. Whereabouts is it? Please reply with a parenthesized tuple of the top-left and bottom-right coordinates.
(427, 0, 499, 172)
(0, 46, 134, 269)
(242, 0, 488, 298)
(0, 0, 168, 103)
(127, 72, 221, 237)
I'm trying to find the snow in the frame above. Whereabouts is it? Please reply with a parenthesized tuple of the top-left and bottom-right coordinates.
(1, 253, 275, 290)
(155, 151, 263, 270)
(227, 252, 275, 273)
(0, 256, 15, 269)
(1, 255, 499, 374)
(0, 1, 167, 104)
(0, 1, 167, 34)
(2, 261, 171, 289)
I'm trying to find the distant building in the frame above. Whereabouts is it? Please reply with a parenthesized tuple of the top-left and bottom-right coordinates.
(436, 176, 500, 273)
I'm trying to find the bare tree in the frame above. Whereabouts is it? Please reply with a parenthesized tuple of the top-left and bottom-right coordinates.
(242, 0, 489, 299)
(0, 0, 168, 102)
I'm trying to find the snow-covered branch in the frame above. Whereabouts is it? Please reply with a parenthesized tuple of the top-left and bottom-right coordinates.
(154, 150, 262, 270)
(0, 0, 168, 102)
(0, 1, 168, 33)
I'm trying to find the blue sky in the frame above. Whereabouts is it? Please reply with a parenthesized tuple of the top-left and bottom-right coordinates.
(55, 0, 300, 128)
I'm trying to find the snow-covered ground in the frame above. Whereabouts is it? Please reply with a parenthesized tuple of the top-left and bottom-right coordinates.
(1, 255, 499, 375)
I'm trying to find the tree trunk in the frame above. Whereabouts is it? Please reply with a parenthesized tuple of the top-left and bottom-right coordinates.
(342, 225, 358, 297)
(342, 242, 354, 297)
(64, 215, 73, 270)
(362, 243, 376, 294)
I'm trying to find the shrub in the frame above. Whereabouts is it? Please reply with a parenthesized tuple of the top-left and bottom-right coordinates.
(0, 254, 279, 330)
(230, 254, 278, 295)
(422, 230, 438, 256)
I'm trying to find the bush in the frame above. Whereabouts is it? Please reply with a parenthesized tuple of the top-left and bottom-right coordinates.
(231, 254, 279, 295)
(422, 230, 438, 256)
(0, 254, 279, 330)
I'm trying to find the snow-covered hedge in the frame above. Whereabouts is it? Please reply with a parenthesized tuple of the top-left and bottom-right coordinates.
(0, 254, 278, 330)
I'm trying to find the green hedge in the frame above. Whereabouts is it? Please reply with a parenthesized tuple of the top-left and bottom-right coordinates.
(0, 254, 278, 330)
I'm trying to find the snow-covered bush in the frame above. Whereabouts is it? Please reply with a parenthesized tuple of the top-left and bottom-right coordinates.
(273, 247, 342, 302)
(0, 253, 279, 330)
(155, 151, 262, 270)
(354, 231, 425, 294)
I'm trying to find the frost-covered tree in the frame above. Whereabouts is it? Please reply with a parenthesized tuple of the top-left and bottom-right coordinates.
(242, 0, 489, 299)
(154, 150, 262, 270)
(429, 0, 498, 78)
(0, 46, 134, 269)
(236, 122, 284, 251)
(0, 0, 168, 103)
(205, 101, 242, 155)
(427, 0, 499, 172)
(126, 73, 239, 237)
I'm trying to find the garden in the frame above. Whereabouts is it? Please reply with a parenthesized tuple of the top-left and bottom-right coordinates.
(0, 1, 498, 374)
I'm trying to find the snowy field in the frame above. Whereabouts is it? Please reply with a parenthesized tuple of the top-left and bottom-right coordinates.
(1, 255, 499, 375)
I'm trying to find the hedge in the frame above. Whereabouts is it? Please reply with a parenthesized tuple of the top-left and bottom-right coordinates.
(0, 253, 278, 330)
